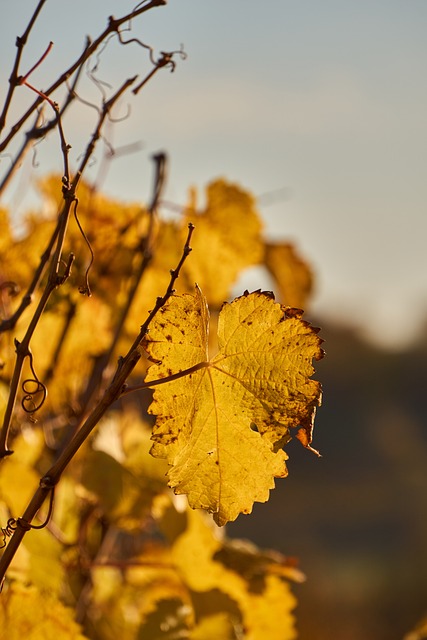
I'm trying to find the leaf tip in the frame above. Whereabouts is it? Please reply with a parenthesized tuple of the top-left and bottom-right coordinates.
(296, 427, 321, 457)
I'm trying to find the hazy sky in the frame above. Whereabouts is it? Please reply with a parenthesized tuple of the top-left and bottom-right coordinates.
(1, 1, 426, 349)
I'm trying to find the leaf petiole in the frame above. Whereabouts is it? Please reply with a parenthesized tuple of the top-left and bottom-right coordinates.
(121, 360, 209, 395)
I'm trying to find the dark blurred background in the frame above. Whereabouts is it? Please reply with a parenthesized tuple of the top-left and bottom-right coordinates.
(228, 317, 427, 640)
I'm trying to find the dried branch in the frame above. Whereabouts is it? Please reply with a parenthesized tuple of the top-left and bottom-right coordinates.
(133, 47, 187, 96)
(0, 0, 48, 136)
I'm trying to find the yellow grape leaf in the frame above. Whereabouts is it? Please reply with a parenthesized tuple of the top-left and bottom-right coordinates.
(89, 546, 193, 640)
(264, 242, 314, 309)
(182, 179, 264, 306)
(0, 582, 88, 639)
(22, 527, 65, 595)
(171, 509, 297, 640)
(244, 574, 297, 640)
(79, 449, 159, 527)
(0, 457, 39, 514)
(50, 475, 82, 545)
(215, 537, 305, 585)
(144, 286, 323, 525)
(31, 295, 112, 409)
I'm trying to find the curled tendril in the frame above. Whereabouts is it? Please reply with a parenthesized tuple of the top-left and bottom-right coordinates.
(0, 482, 55, 551)
(117, 28, 156, 65)
(86, 38, 114, 103)
(107, 102, 131, 124)
(31, 106, 47, 168)
(73, 199, 94, 296)
(0, 518, 17, 549)
(0, 152, 14, 168)
(21, 353, 47, 421)
(65, 77, 101, 115)
(132, 46, 187, 96)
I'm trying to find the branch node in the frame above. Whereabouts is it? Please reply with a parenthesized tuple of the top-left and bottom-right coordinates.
(16, 518, 32, 532)
(40, 475, 56, 490)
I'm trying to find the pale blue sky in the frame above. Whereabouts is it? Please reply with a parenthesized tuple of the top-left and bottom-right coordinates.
(1, 1, 426, 348)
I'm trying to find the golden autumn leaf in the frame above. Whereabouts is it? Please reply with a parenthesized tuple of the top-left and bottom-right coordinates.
(181, 179, 264, 306)
(144, 286, 323, 525)
(0, 582, 88, 640)
(89, 546, 193, 640)
(264, 242, 314, 309)
(171, 509, 298, 640)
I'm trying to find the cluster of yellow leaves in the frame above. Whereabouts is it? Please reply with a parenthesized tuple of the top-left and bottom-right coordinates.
(0, 173, 322, 639)
(0, 582, 87, 640)
(0, 417, 302, 639)
(84, 496, 302, 640)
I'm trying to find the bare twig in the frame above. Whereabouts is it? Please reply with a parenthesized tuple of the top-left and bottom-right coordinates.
(0, 0, 48, 136)
(133, 48, 186, 96)
(18, 41, 54, 87)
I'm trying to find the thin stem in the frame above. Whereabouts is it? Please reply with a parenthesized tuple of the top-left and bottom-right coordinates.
(121, 361, 209, 395)
(18, 41, 54, 86)
(129, 222, 195, 355)
(0, 0, 47, 136)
